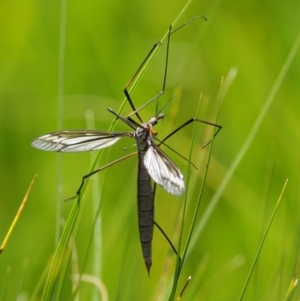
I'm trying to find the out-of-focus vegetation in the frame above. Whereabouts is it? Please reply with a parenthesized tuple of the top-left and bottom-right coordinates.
(0, 0, 299, 300)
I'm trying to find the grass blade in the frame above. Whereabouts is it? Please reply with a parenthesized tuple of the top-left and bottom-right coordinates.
(238, 179, 289, 301)
(55, 0, 67, 245)
(42, 200, 79, 300)
(0, 175, 37, 254)
(283, 265, 299, 301)
(168, 80, 222, 300)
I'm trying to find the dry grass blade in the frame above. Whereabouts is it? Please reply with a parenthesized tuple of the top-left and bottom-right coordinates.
(0, 175, 37, 254)
(177, 276, 191, 300)
(283, 263, 300, 301)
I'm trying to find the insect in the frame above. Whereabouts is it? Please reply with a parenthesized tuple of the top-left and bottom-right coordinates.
(32, 17, 222, 274)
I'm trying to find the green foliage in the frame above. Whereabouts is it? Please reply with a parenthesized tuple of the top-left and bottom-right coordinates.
(1, 0, 299, 300)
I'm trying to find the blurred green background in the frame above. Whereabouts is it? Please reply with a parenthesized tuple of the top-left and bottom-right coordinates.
(1, 0, 299, 300)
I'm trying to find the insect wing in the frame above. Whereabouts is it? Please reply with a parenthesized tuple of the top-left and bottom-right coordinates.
(144, 143, 185, 196)
(32, 130, 131, 152)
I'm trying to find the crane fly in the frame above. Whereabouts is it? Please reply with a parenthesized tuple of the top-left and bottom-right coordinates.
(31, 17, 222, 274)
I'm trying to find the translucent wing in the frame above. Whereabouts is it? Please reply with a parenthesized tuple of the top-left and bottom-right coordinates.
(143, 143, 185, 196)
(32, 130, 133, 152)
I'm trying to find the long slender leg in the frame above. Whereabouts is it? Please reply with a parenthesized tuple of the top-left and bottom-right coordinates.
(126, 24, 172, 120)
(170, 16, 207, 36)
(153, 136, 197, 170)
(158, 118, 222, 149)
(124, 43, 160, 123)
(152, 219, 180, 257)
(124, 17, 205, 121)
(147, 118, 221, 172)
(151, 183, 181, 258)
(124, 27, 171, 121)
(65, 152, 137, 201)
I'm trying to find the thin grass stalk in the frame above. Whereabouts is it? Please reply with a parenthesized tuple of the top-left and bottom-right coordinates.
(56, 0, 67, 245)
(168, 84, 221, 300)
(238, 179, 288, 301)
(42, 200, 79, 300)
(181, 82, 222, 269)
(168, 101, 199, 301)
(55, 245, 72, 299)
(70, 191, 106, 300)
(283, 266, 299, 301)
(0, 175, 37, 254)
(30, 258, 52, 300)
(85, 110, 102, 299)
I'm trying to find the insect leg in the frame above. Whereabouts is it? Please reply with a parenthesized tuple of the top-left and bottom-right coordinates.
(151, 183, 181, 258)
(125, 24, 174, 121)
(125, 16, 207, 120)
(152, 220, 180, 257)
(65, 152, 137, 202)
(158, 118, 222, 149)
(124, 42, 160, 123)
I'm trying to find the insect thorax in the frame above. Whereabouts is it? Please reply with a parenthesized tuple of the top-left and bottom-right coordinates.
(135, 114, 164, 151)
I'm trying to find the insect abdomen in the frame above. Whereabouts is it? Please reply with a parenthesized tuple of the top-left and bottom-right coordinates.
(137, 150, 154, 274)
